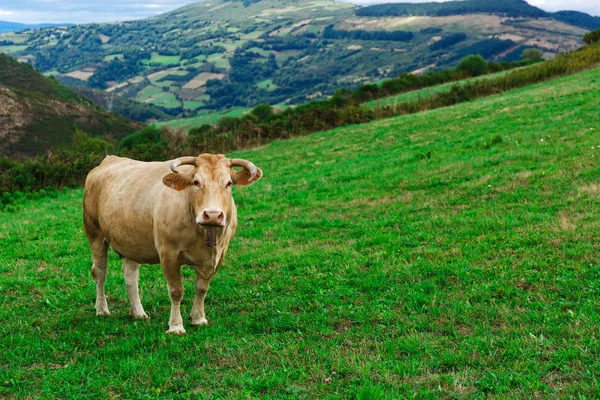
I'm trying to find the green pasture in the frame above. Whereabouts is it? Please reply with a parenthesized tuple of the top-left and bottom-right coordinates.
(364, 67, 530, 109)
(103, 53, 124, 62)
(147, 52, 181, 66)
(150, 92, 181, 109)
(136, 85, 164, 102)
(157, 108, 249, 130)
(0, 45, 27, 54)
(256, 79, 279, 91)
(184, 101, 205, 111)
(2, 67, 600, 397)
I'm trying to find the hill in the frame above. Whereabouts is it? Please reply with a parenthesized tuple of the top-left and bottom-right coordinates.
(0, 54, 140, 157)
(0, 0, 592, 122)
(0, 21, 71, 34)
(68, 86, 175, 123)
(2, 62, 600, 397)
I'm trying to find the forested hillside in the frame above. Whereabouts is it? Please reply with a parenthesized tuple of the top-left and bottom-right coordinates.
(355, 0, 548, 18)
(0, 54, 139, 156)
(0, 0, 593, 123)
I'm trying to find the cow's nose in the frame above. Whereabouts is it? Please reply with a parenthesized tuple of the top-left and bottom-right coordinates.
(201, 209, 225, 226)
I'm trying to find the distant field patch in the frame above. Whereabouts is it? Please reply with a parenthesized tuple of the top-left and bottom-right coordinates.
(157, 108, 249, 129)
(99, 34, 110, 44)
(184, 101, 205, 110)
(247, 47, 271, 57)
(147, 52, 181, 65)
(183, 72, 225, 89)
(274, 50, 301, 63)
(104, 53, 123, 61)
(137, 85, 164, 102)
(241, 31, 265, 40)
(0, 45, 27, 54)
(64, 70, 94, 81)
(150, 92, 180, 108)
(106, 82, 129, 93)
(256, 79, 279, 91)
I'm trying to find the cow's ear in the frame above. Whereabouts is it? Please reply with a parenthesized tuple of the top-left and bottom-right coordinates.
(232, 167, 263, 187)
(163, 173, 193, 191)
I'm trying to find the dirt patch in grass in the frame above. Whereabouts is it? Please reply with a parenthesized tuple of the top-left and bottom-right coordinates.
(183, 72, 225, 89)
(64, 70, 94, 81)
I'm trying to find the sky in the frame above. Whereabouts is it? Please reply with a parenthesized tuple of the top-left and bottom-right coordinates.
(0, 0, 598, 24)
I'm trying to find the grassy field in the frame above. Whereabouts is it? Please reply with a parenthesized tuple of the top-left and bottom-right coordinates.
(147, 53, 181, 66)
(157, 108, 250, 129)
(3, 67, 600, 398)
(363, 68, 529, 109)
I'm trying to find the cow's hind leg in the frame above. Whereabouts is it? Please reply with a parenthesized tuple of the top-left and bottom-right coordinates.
(122, 258, 149, 320)
(90, 239, 110, 316)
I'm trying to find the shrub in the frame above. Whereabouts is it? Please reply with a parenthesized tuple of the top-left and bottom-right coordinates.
(457, 55, 488, 77)
(521, 48, 544, 62)
(120, 126, 164, 150)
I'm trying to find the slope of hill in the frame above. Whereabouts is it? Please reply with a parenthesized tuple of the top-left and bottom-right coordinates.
(69, 86, 174, 123)
(2, 63, 600, 397)
(0, 54, 140, 157)
(0, 0, 592, 119)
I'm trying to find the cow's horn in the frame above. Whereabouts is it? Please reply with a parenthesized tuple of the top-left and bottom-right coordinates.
(230, 158, 258, 181)
(170, 156, 198, 173)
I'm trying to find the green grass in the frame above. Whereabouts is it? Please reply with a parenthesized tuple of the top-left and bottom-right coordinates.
(136, 85, 164, 102)
(103, 53, 124, 62)
(3, 67, 600, 397)
(0, 45, 27, 54)
(184, 101, 205, 110)
(150, 92, 181, 108)
(157, 108, 249, 129)
(256, 79, 279, 91)
(363, 68, 529, 109)
(241, 30, 264, 40)
(146, 52, 181, 66)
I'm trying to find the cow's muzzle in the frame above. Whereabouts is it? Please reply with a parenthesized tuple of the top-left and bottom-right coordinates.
(198, 209, 225, 227)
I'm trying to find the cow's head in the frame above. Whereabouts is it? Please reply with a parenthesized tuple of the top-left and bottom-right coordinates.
(162, 154, 262, 234)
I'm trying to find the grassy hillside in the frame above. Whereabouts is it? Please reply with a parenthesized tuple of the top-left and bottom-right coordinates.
(0, 0, 589, 121)
(2, 65, 600, 397)
(0, 54, 140, 157)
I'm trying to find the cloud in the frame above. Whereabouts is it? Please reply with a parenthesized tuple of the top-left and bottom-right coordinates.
(0, 0, 598, 24)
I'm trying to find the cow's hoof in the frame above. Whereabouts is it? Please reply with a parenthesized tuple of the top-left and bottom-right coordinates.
(166, 325, 186, 335)
(96, 309, 111, 317)
(132, 312, 150, 320)
(191, 317, 209, 326)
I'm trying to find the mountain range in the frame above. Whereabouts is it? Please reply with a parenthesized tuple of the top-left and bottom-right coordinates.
(0, 21, 72, 34)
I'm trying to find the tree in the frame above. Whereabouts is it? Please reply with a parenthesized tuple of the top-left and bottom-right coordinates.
(521, 48, 543, 62)
(251, 104, 273, 122)
(584, 28, 600, 45)
(457, 55, 488, 77)
(72, 128, 114, 154)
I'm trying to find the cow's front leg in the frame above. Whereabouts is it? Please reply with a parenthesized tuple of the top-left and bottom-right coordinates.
(191, 275, 211, 326)
(161, 255, 185, 335)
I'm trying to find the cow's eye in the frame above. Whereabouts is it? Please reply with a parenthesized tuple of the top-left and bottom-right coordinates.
(226, 181, 233, 188)
(193, 180, 200, 186)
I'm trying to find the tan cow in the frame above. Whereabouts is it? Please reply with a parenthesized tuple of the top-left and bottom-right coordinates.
(83, 154, 262, 334)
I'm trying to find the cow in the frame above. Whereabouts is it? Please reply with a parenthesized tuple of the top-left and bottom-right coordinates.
(83, 154, 263, 334)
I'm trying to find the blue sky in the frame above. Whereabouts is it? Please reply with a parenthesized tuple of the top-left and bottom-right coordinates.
(0, 0, 598, 24)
